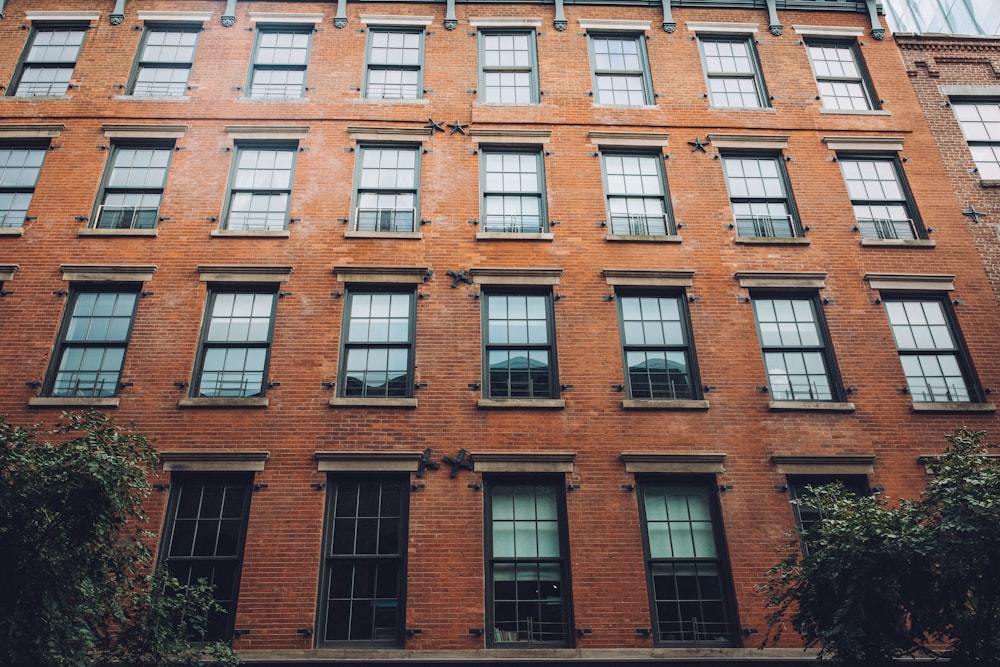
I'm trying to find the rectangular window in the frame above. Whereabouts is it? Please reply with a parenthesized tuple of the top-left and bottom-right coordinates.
(479, 30, 538, 104)
(45, 288, 139, 398)
(192, 289, 277, 398)
(93, 144, 172, 230)
(722, 154, 798, 238)
(588, 34, 652, 106)
(0, 143, 46, 228)
(318, 477, 409, 646)
(953, 101, 1000, 180)
(483, 290, 558, 399)
(639, 480, 738, 646)
(223, 144, 296, 231)
(128, 25, 199, 97)
(9, 25, 87, 97)
(601, 152, 672, 236)
(481, 149, 546, 233)
(247, 27, 312, 99)
(788, 476, 868, 542)
(353, 146, 419, 233)
(699, 36, 767, 108)
(883, 297, 978, 403)
(839, 157, 922, 240)
(806, 40, 876, 111)
(365, 29, 423, 100)
(339, 288, 415, 398)
(618, 292, 699, 400)
(486, 480, 572, 647)
(751, 294, 841, 401)
(160, 474, 252, 642)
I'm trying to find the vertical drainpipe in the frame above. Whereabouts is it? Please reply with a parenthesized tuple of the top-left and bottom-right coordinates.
(554, 0, 567, 31)
(222, 0, 238, 27)
(661, 0, 675, 33)
(866, 0, 886, 39)
(110, 0, 126, 25)
(765, 0, 782, 35)
(334, 0, 347, 28)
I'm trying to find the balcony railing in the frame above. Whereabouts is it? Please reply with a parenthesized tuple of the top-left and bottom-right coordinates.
(0, 210, 26, 228)
(609, 213, 669, 236)
(911, 381, 970, 403)
(52, 374, 116, 398)
(734, 214, 795, 238)
(482, 214, 544, 233)
(198, 373, 262, 398)
(769, 380, 832, 402)
(132, 81, 187, 97)
(355, 207, 416, 233)
(95, 205, 159, 230)
(857, 217, 918, 240)
(225, 210, 286, 231)
(492, 617, 569, 645)
(366, 82, 419, 99)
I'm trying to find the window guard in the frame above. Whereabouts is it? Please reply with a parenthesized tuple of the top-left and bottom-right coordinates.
(856, 217, 917, 240)
(226, 209, 287, 231)
(94, 204, 159, 230)
(482, 214, 544, 233)
(52, 374, 117, 398)
(734, 214, 794, 238)
(492, 617, 570, 646)
(355, 207, 416, 233)
(609, 213, 669, 236)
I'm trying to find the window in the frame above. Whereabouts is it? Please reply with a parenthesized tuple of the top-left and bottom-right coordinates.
(486, 480, 572, 647)
(479, 30, 538, 104)
(365, 29, 423, 100)
(247, 27, 312, 99)
(751, 294, 841, 401)
(9, 25, 87, 97)
(483, 290, 558, 399)
(223, 144, 296, 231)
(353, 146, 419, 233)
(699, 36, 767, 108)
(638, 480, 738, 646)
(722, 155, 798, 238)
(953, 101, 1000, 180)
(839, 157, 922, 240)
(44, 288, 139, 398)
(601, 152, 672, 236)
(318, 477, 409, 646)
(128, 25, 198, 96)
(788, 476, 868, 553)
(160, 474, 252, 641)
(481, 149, 546, 233)
(92, 144, 172, 230)
(588, 34, 652, 106)
(0, 143, 46, 228)
(339, 288, 415, 398)
(617, 293, 699, 400)
(805, 40, 876, 111)
(883, 297, 978, 403)
(192, 289, 277, 398)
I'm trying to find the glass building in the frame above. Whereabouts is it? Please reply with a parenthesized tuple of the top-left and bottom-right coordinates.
(885, 0, 1000, 36)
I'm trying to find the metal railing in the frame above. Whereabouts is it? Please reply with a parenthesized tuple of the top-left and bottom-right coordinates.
(248, 82, 304, 99)
(95, 204, 159, 230)
(366, 82, 420, 99)
(198, 374, 261, 398)
(225, 210, 286, 231)
(769, 379, 831, 402)
(482, 214, 544, 233)
(132, 81, 187, 97)
(912, 381, 970, 403)
(0, 210, 26, 228)
(609, 213, 669, 236)
(355, 207, 416, 233)
(734, 214, 795, 238)
(52, 374, 115, 398)
(857, 217, 918, 240)
(492, 617, 568, 645)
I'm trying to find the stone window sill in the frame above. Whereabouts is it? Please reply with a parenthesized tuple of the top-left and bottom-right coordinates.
(78, 228, 158, 237)
(860, 238, 935, 248)
(238, 96, 308, 103)
(768, 400, 855, 412)
(475, 102, 544, 108)
(735, 236, 809, 245)
(819, 108, 891, 116)
(2, 95, 71, 101)
(344, 230, 422, 240)
(606, 234, 681, 243)
(178, 397, 268, 408)
(114, 95, 190, 102)
(0, 227, 25, 236)
(28, 396, 119, 408)
(211, 229, 290, 238)
(329, 397, 417, 408)
(622, 399, 709, 410)
(593, 104, 659, 110)
(911, 401, 996, 413)
(476, 232, 554, 241)
(355, 97, 429, 105)
(708, 105, 776, 112)
(478, 398, 565, 409)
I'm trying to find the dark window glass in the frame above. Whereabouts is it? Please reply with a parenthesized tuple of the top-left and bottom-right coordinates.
(10, 26, 86, 97)
(129, 26, 198, 96)
(483, 291, 557, 399)
(618, 293, 698, 400)
(193, 289, 277, 398)
(94, 144, 172, 230)
(0, 143, 46, 228)
(339, 288, 415, 398)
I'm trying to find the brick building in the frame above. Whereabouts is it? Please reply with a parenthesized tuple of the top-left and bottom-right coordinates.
(0, 0, 997, 664)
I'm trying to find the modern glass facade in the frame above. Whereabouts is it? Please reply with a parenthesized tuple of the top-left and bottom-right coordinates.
(885, 0, 1000, 36)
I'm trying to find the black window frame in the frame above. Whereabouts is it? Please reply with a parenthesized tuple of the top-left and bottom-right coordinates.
(159, 473, 253, 642)
(478, 29, 539, 105)
(838, 154, 925, 240)
(481, 287, 559, 400)
(191, 286, 279, 398)
(7, 23, 88, 98)
(750, 291, 845, 402)
(246, 24, 313, 99)
(126, 23, 200, 97)
(951, 99, 1000, 181)
(91, 141, 174, 230)
(587, 32, 653, 106)
(616, 289, 701, 401)
(599, 149, 674, 237)
(637, 476, 740, 647)
(337, 286, 417, 399)
(804, 38, 878, 112)
(697, 34, 768, 109)
(721, 152, 801, 238)
(221, 142, 298, 232)
(0, 140, 48, 229)
(479, 147, 548, 234)
(363, 27, 425, 100)
(485, 475, 574, 648)
(351, 143, 421, 233)
(43, 284, 141, 398)
(788, 475, 869, 555)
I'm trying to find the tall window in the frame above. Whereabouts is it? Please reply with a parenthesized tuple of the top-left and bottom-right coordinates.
(45, 288, 139, 398)
(953, 101, 1000, 180)
(192, 289, 277, 398)
(9, 25, 87, 97)
(698, 36, 767, 108)
(365, 29, 423, 99)
(751, 294, 841, 402)
(601, 152, 672, 236)
(247, 27, 312, 99)
(319, 477, 409, 646)
(93, 144, 172, 230)
(128, 25, 199, 96)
(639, 480, 738, 646)
(722, 155, 798, 238)
(0, 143, 46, 228)
(481, 149, 546, 233)
(486, 480, 572, 647)
(479, 30, 538, 104)
(883, 297, 978, 403)
(339, 288, 415, 398)
(223, 144, 296, 231)
(353, 146, 419, 233)
(788, 476, 868, 553)
(805, 40, 876, 111)
(160, 474, 252, 641)
(839, 157, 922, 240)
(617, 293, 699, 400)
(588, 34, 652, 106)
(483, 290, 558, 399)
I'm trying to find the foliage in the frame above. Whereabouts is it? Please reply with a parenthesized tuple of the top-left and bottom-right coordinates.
(0, 411, 238, 666)
(761, 429, 1000, 665)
